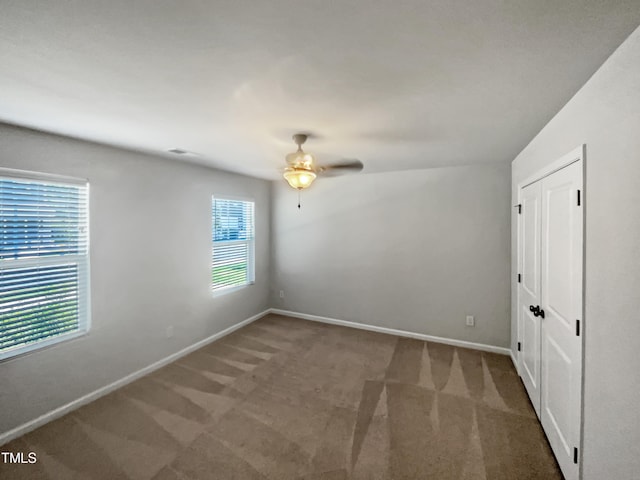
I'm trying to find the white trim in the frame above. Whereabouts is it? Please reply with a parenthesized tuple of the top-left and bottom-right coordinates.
(0, 167, 88, 186)
(0, 308, 270, 446)
(0, 328, 89, 363)
(1, 307, 513, 445)
(0, 177, 91, 362)
(211, 193, 255, 203)
(211, 197, 256, 292)
(270, 309, 511, 355)
(211, 281, 255, 298)
(518, 144, 584, 190)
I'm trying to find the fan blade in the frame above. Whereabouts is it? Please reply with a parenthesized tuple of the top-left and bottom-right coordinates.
(317, 159, 363, 176)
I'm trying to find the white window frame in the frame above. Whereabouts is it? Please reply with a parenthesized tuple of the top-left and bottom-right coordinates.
(0, 168, 91, 361)
(211, 195, 255, 295)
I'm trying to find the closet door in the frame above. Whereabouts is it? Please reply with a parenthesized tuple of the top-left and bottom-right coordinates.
(540, 160, 583, 480)
(518, 180, 542, 416)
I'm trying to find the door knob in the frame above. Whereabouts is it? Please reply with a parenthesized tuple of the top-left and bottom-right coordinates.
(530, 305, 545, 318)
(530, 305, 539, 315)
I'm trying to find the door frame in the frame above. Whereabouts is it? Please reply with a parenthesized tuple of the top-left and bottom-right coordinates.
(518, 180, 543, 416)
(515, 144, 585, 477)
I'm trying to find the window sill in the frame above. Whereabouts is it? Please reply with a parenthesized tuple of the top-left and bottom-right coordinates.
(0, 328, 89, 363)
(211, 282, 255, 298)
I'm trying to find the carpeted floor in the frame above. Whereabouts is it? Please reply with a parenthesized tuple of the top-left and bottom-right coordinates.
(0, 314, 562, 479)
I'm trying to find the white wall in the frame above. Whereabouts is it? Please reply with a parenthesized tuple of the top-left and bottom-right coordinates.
(511, 26, 640, 480)
(272, 163, 511, 348)
(0, 124, 271, 434)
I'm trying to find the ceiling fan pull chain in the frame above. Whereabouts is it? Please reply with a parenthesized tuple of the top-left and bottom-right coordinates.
(298, 190, 301, 209)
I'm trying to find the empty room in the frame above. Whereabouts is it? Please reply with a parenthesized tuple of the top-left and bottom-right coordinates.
(1, 2, 639, 479)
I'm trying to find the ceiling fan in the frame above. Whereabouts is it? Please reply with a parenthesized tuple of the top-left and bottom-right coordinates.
(282, 133, 363, 191)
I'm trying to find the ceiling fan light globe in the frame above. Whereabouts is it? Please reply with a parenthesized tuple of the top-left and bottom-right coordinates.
(283, 168, 316, 190)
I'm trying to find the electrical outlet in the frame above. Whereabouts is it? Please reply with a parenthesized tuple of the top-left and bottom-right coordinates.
(279, 290, 284, 298)
(165, 325, 174, 338)
(466, 315, 475, 327)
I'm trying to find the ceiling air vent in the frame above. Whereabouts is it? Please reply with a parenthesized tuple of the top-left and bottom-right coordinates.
(168, 148, 189, 155)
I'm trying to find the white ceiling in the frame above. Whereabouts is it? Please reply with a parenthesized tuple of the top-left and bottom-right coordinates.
(0, 1, 638, 179)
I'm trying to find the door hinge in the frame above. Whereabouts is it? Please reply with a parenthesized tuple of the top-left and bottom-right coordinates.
(517, 204, 522, 214)
(577, 190, 581, 206)
(517, 342, 521, 352)
(576, 319, 580, 336)
(573, 447, 579, 464)
(517, 273, 521, 283)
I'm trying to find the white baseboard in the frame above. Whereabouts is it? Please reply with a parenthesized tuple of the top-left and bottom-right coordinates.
(1, 307, 512, 445)
(0, 309, 270, 446)
(270, 309, 511, 355)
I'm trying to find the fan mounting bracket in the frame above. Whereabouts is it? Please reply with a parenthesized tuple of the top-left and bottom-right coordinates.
(292, 133, 308, 147)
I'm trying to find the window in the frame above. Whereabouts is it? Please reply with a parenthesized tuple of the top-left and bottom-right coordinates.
(212, 197, 254, 293)
(0, 171, 90, 360)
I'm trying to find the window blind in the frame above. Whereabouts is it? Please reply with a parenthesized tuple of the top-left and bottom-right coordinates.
(212, 198, 254, 292)
(0, 174, 89, 359)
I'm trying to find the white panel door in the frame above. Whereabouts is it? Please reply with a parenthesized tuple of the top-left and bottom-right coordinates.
(540, 160, 583, 480)
(518, 180, 542, 416)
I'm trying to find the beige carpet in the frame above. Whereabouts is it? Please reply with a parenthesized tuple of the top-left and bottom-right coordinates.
(0, 314, 562, 479)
